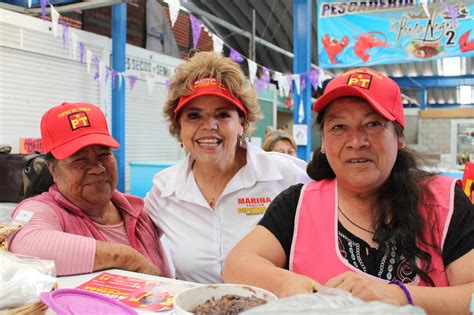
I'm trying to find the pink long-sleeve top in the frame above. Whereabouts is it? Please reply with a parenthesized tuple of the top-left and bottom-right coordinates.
(9, 185, 171, 277)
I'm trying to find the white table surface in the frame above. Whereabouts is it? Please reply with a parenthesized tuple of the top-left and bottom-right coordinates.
(54, 269, 198, 315)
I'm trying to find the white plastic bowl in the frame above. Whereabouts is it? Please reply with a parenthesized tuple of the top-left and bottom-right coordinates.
(173, 283, 277, 314)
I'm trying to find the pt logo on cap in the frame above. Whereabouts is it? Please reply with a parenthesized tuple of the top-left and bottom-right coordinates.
(347, 73, 372, 89)
(68, 112, 90, 130)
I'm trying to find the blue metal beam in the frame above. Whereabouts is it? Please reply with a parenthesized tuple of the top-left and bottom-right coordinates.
(293, 0, 312, 162)
(112, 3, 127, 192)
(392, 75, 474, 88)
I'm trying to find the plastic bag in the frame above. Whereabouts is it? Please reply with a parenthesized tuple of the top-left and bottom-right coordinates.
(0, 219, 57, 310)
(243, 288, 426, 314)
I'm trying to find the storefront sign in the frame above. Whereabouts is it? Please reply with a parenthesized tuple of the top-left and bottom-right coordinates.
(125, 56, 171, 78)
(317, 1, 474, 68)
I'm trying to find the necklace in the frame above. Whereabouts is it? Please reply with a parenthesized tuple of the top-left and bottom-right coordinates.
(338, 207, 375, 234)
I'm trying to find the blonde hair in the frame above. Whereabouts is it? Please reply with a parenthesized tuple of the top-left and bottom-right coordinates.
(163, 52, 262, 140)
(262, 130, 297, 152)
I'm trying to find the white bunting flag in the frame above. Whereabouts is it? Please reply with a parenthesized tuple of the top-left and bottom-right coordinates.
(212, 34, 224, 55)
(28, 0, 32, 8)
(298, 99, 305, 123)
(247, 59, 257, 85)
(168, 0, 181, 28)
(145, 73, 157, 95)
(117, 72, 124, 89)
(420, 0, 430, 18)
(71, 32, 78, 60)
(318, 69, 329, 89)
(99, 60, 105, 84)
(86, 49, 92, 74)
(51, 5, 60, 37)
(292, 74, 301, 96)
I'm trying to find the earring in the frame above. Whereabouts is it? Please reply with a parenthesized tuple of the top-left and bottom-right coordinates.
(180, 142, 184, 149)
(399, 142, 405, 149)
(238, 135, 243, 147)
(320, 147, 325, 154)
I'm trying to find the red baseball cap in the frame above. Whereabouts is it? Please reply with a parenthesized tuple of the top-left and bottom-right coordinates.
(41, 102, 119, 160)
(313, 68, 405, 128)
(173, 78, 247, 120)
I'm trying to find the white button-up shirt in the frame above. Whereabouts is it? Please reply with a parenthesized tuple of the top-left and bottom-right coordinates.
(145, 142, 310, 283)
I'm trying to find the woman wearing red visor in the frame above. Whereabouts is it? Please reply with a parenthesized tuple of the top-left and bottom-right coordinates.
(145, 52, 310, 283)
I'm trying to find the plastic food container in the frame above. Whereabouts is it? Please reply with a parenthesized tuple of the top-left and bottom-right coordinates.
(173, 283, 277, 315)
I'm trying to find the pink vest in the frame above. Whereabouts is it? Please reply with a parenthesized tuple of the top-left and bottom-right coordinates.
(13, 185, 172, 278)
(289, 176, 457, 286)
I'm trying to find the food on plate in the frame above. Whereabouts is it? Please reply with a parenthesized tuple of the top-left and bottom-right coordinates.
(192, 294, 267, 315)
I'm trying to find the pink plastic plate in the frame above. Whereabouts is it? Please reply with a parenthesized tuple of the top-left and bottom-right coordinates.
(40, 288, 137, 315)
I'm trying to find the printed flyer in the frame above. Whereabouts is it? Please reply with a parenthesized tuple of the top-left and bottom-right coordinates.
(76, 272, 194, 312)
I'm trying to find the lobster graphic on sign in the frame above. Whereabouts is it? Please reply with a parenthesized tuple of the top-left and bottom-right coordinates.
(322, 34, 349, 65)
(353, 32, 389, 63)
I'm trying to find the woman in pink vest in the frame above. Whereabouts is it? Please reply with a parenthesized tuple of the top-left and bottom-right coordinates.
(223, 68, 474, 313)
(8, 102, 171, 277)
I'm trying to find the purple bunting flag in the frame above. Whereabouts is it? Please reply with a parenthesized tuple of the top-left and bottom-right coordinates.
(92, 56, 100, 80)
(442, 3, 459, 26)
(79, 42, 85, 63)
(255, 78, 265, 94)
(40, 0, 47, 20)
(300, 73, 307, 92)
(286, 74, 293, 94)
(189, 14, 202, 50)
(128, 75, 138, 91)
(111, 70, 117, 88)
(61, 20, 69, 48)
(261, 66, 270, 89)
(105, 66, 111, 83)
(307, 69, 320, 92)
(229, 48, 243, 63)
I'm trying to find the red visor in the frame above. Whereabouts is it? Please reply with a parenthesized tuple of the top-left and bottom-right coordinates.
(173, 78, 247, 120)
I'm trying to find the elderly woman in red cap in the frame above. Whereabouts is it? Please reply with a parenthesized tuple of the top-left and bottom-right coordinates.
(223, 68, 474, 313)
(145, 52, 309, 284)
(8, 102, 171, 277)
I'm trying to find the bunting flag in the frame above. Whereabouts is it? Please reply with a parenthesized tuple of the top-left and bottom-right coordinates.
(28, 0, 32, 8)
(261, 66, 270, 89)
(212, 34, 224, 55)
(168, 0, 181, 28)
(189, 14, 202, 50)
(247, 59, 257, 85)
(300, 73, 307, 92)
(86, 49, 93, 74)
(298, 99, 305, 123)
(145, 73, 158, 95)
(292, 74, 301, 96)
(307, 69, 320, 92)
(442, 2, 459, 26)
(128, 75, 138, 91)
(287, 74, 293, 94)
(105, 65, 111, 83)
(92, 56, 100, 80)
(71, 32, 78, 60)
(61, 20, 69, 48)
(420, 0, 430, 17)
(79, 42, 85, 63)
(229, 48, 243, 63)
(318, 69, 329, 89)
(117, 72, 124, 89)
(99, 60, 105, 84)
(40, 0, 47, 20)
(51, 5, 60, 37)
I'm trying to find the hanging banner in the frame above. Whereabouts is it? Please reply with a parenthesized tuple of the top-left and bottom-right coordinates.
(317, 1, 474, 68)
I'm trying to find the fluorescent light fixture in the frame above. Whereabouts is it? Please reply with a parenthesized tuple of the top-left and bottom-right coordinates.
(459, 86, 472, 105)
(442, 57, 461, 76)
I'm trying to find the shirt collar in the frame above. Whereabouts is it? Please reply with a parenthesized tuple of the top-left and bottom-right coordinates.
(160, 141, 283, 199)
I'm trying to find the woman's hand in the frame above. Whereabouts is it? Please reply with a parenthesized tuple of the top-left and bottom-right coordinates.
(324, 271, 408, 305)
(274, 273, 321, 298)
(94, 241, 162, 276)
